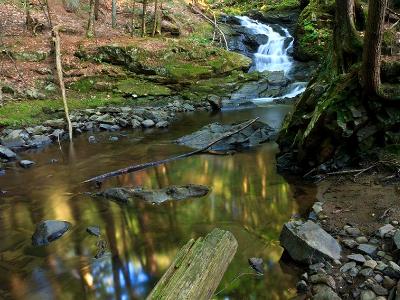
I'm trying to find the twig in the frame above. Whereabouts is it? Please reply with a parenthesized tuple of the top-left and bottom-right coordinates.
(189, 3, 228, 50)
(326, 168, 368, 176)
(214, 272, 259, 297)
(83, 118, 259, 184)
(354, 163, 378, 178)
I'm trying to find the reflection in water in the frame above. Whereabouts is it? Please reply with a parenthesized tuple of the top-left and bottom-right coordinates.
(0, 106, 313, 299)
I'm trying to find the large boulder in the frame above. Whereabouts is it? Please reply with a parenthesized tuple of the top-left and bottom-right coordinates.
(98, 184, 210, 204)
(279, 220, 342, 264)
(32, 220, 71, 246)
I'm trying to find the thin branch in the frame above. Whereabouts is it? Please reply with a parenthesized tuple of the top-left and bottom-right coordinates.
(83, 118, 259, 184)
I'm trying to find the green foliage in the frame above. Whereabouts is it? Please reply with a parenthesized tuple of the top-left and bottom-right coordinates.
(205, 0, 299, 14)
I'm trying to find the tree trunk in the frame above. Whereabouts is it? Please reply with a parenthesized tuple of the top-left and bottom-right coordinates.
(86, 0, 95, 37)
(361, 0, 388, 96)
(147, 228, 237, 300)
(333, 0, 363, 73)
(94, 0, 100, 20)
(130, 0, 136, 37)
(152, 0, 158, 36)
(52, 26, 73, 141)
(141, 0, 147, 37)
(112, 0, 117, 28)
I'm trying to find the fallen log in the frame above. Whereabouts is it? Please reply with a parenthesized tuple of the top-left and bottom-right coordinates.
(146, 228, 238, 300)
(82, 118, 259, 184)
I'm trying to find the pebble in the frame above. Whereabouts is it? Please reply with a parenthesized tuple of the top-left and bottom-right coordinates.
(374, 274, 384, 283)
(356, 236, 369, 244)
(340, 261, 356, 273)
(19, 160, 35, 168)
(391, 220, 399, 226)
(109, 136, 119, 142)
(142, 119, 155, 128)
(348, 253, 366, 263)
(364, 260, 378, 269)
(88, 136, 97, 143)
(342, 238, 358, 249)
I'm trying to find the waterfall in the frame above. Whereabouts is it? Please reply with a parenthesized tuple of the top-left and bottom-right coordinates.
(235, 16, 306, 103)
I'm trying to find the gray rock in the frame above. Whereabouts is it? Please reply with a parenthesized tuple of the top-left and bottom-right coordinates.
(312, 202, 323, 215)
(310, 273, 336, 289)
(279, 220, 342, 264)
(19, 160, 35, 168)
(99, 124, 113, 131)
(110, 125, 120, 132)
(86, 226, 101, 237)
(371, 284, 389, 296)
(383, 276, 396, 289)
(44, 119, 65, 128)
(1, 129, 26, 148)
(356, 236, 369, 244)
(375, 274, 384, 283)
(50, 129, 65, 140)
(96, 114, 115, 124)
(360, 290, 376, 300)
(342, 238, 358, 249)
(296, 280, 308, 293)
(360, 268, 374, 277)
(384, 261, 400, 279)
(109, 136, 119, 142)
(376, 261, 388, 272)
(358, 244, 378, 257)
(312, 284, 341, 300)
(378, 224, 395, 238)
(142, 119, 155, 128)
(98, 184, 210, 204)
(0, 146, 16, 160)
(348, 253, 366, 263)
(393, 230, 400, 250)
(88, 136, 97, 143)
(156, 121, 169, 128)
(29, 135, 52, 148)
(364, 260, 378, 269)
(340, 261, 356, 273)
(349, 267, 359, 277)
(131, 119, 141, 128)
(346, 227, 362, 237)
(32, 220, 71, 246)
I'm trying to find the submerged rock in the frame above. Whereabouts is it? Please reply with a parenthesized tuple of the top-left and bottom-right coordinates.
(19, 160, 35, 168)
(279, 220, 342, 264)
(98, 184, 210, 204)
(87, 226, 101, 237)
(32, 220, 71, 246)
(176, 120, 275, 152)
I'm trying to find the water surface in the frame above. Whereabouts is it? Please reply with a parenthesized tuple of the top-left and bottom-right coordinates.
(0, 105, 313, 299)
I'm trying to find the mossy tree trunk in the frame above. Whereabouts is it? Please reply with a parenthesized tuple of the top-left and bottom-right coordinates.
(141, 0, 147, 37)
(86, 0, 95, 38)
(152, 0, 159, 36)
(361, 0, 388, 97)
(333, 0, 363, 73)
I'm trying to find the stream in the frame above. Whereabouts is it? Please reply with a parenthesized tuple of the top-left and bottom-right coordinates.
(0, 17, 314, 300)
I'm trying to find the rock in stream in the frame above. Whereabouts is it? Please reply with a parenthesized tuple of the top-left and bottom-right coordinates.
(32, 220, 71, 246)
(98, 184, 210, 204)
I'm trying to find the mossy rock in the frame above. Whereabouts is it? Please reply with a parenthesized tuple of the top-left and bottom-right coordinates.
(8, 50, 49, 62)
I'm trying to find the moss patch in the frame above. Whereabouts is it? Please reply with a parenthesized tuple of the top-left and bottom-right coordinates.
(115, 78, 172, 96)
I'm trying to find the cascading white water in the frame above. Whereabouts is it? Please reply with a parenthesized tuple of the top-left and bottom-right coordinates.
(235, 16, 306, 103)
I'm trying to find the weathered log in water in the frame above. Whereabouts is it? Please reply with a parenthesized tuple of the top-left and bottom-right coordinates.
(147, 228, 238, 300)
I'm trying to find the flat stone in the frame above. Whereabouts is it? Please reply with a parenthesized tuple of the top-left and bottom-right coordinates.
(19, 160, 35, 168)
(32, 220, 71, 246)
(0, 146, 16, 160)
(348, 253, 366, 263)
(142, 119, 155, 128)
(364, 260, 377, 269)
(86, 226, 101, 237)
(377, 224, 395, 238)
(279, 220, 342, 264)
(358, 244, 378, 257)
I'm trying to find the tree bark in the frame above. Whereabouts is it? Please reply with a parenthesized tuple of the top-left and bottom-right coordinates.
(94, 0, 100, 20)
(333, 0, 363, 73)
(152, 0, 158, 36)
(141, 0, 147, 37)
(52, 26, 73, 141)
(111, 0, 117, 28)
(147, 228, 237, 300)
(86, 0, 95, 37)
(361, 0, 388, 96)
(130, 0, 136, 37)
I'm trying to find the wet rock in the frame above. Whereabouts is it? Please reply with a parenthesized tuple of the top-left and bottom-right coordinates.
(131, 119, 141, 128)
(156, 121, 169, 128)
(0, 146, 16, 160)
(50, 129, 65, 140)
(86, 226, 101, 237)
(142, 119, 155, 128)
(279, 220, 342, 264)
(29, 135, 52, 148)
(358, 244, 378, 257)
(109, 136, 119, 142)
(177, 120, 275, 152)
(88, 136, 97, 143)
(98, 184, 210, 204)
(99, 124, 113, 131)
(1, 130, 26, 149)
(19, 160, 35, 168)
(296, 280, 308, 293)
(32, 220, 71, 246)
(348, 253, 366, 263)
(248, 257, 264, 274)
